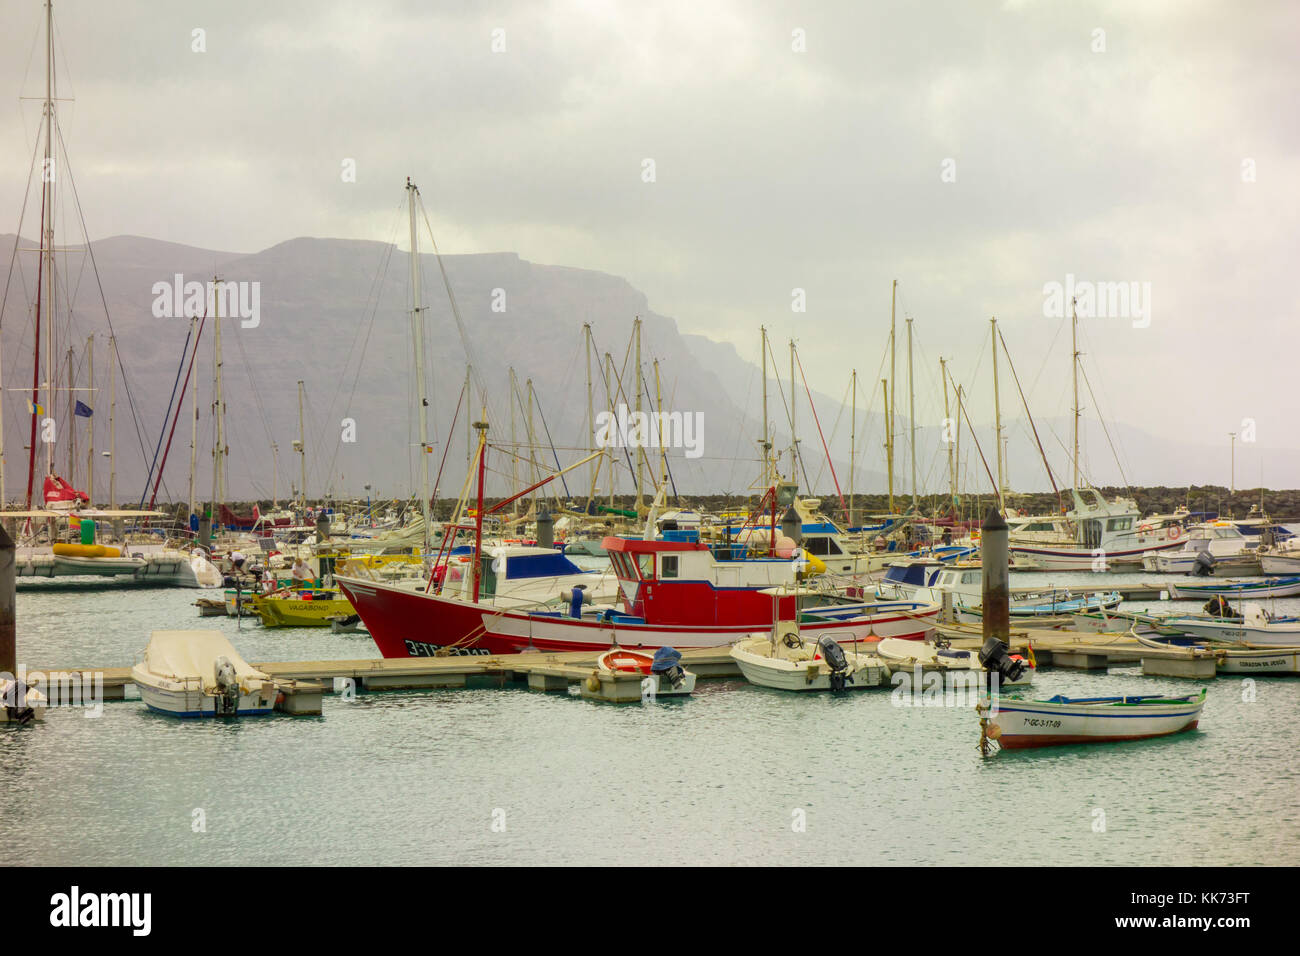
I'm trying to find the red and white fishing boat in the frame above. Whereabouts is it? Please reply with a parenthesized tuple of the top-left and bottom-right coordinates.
(338, 535, 939, 658)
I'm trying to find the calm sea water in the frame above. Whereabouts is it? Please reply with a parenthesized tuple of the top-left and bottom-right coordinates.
(3, 569, 1299, 866)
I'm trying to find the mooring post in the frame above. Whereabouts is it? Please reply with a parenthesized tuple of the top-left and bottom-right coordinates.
(981, 507, 1010, 646)
(0, 523, 14, 677)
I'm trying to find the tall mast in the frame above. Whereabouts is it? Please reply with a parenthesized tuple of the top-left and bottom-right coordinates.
(907, 317, 916, 509)
(654, 358, 667, 489)
(954, 384, 964, 510)
(990, 316, 1005, 511)
(186, 316, 198, 519)
(296, 379, 306, 509)
(888, 279, 897, 511)
(66, 346, 74, 483)
(760, 326, 770, 485)
(465, 364, 472, 467)
(43, 0, 55, 481)
(108, 335, 116, 507)
(1071, 296, 1080, 490)
(605, 352, 616, 510)
(881, 377, 891, 512)
(526, 378, 539, 512)
(848, 369, 856, 527)
(633, 317, 644, 514)
(86, 334, 93, 503)
(941, 358, 955, 509)
(271, 443, 278, 509)
(406, 178, 431, 550)
(584, 323, 595, 498)
(508, 367, 519, 516)
(789, 339, 797, 481)
(212, 278, 225, 510)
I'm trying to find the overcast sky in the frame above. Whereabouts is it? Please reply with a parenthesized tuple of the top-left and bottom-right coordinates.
(2, 0, 1296, 485)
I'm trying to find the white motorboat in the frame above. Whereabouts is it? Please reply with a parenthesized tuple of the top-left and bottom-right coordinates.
(875, 637, 1034, 686)
(730, 622, 886, 692)
(131, 630, 280, 717)
(594, 647, 696, 697)
(1009, 488, 1185, 571)
(1142, 523, 1260, 574)
(1162, 605, 1300, 646)
(1260, 544, 1300, 575)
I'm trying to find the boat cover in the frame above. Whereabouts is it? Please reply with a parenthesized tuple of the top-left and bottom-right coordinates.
(139, 630, 271, 693)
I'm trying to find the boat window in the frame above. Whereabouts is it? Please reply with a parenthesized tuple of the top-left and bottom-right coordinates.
(804, 537, 829, 556)
(962, 572, 978, 585)
(637, 554, 655, 579)
(824, 538, 843, 555)
(660, 555, 679, 578)
(1107, 517, 1132, 532)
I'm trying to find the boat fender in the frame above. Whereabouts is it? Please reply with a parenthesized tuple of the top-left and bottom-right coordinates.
(585, 673, 601, 693)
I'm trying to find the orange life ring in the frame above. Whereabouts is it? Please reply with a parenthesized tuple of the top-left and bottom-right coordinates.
(1168, 525, 1182, 540)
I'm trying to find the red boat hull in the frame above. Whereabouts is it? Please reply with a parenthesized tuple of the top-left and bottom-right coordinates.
(336, 576, 938, 658)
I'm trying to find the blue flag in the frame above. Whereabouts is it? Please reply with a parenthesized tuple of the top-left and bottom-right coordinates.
(74, 400, 93, 417)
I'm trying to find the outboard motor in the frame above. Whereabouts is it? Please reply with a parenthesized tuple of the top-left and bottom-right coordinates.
(213, 656, 240, 716)
(651, 646, 687, 689)
(978, 636, 1025, 686)
(563, 585, 591, 619)
(3, 679, 36, 726)
(1192, 550, 1216, 576)
(816, 635, 853, 692)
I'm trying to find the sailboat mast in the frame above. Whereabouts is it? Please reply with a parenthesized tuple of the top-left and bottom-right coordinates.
(881, 377, 891, 513)
(654, 359, 666, 489)
(888, 279, 896, 511)
(584, 323, 595, 498)
(760, 325, 770, 485)
(108, 335, 116, 508)
(213, 279, 225, 509)
(187, 317, 198, 519)
(941, 358, 955, 509)
(849, 369, 856, 527)
(66, 347, 74, 483)
(907, 317, 916, 509)
(526, 378, 539, 511)
(296, 379, 306, 508)
(1071, 297, 1080, 490)
(86, 334, 94, 502)
(509, 367, 519, 516)
(605, 352, 616, 510)
(789, 339, 797, 480)
(42, 0, 55, 482)
(464, 364, 472, 467)
(990, 316, 1005, 510)
(634, 317, 644, 514)
(406, 178, 431, 547)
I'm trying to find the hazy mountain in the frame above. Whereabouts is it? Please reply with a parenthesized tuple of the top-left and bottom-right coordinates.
(2, 233, 1294, 508)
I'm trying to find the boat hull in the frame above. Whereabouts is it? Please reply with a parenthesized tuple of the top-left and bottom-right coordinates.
(1011, 540, 1181, 571)
(730, 639, 885, 692)
(978, 692, 1205, 749)
(337, 576, 938, 657)
(1167, 577, 1300, 600)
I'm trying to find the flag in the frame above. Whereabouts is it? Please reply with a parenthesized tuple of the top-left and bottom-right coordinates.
(27, 400, 43, 415)
(74, 400, 93, 418)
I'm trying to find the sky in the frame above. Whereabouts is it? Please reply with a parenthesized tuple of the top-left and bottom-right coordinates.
(2, 0, 1297, 487)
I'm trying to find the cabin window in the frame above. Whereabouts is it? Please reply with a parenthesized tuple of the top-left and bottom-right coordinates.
(1107, 518, 1132, 532)
(637, 554, 655, 579)
(804, 537, 829, 556)
(660, 555, 679, 578)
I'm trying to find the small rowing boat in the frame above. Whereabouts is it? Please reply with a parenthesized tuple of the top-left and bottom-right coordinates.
(1166, 576, 1300, 600)
(594, 646, 696, 696)
(976, 688, 1206, 750)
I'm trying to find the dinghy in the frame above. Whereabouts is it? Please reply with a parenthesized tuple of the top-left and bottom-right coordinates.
(731, 622, 885, 692)
(131, 630, 279, 717)
(876, 637, 1034, 686)
(976, 688, 1206, 750)
(1166, 576, 1300, 600)
(595, 646, 696, 696)
(1162, 604, 1300, 646)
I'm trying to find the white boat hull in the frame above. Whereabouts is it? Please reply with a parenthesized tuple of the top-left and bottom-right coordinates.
(730, 638, 885, 692)
(133, 679, 276, 717)
(1164, 619, 1300, 646)
(977, 691, 1205, 748)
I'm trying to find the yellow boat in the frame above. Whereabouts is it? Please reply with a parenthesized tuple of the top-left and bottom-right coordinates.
(252, 589, 355, 627)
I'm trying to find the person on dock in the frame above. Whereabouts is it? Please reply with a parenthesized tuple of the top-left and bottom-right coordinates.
(291, 557, 313, 588)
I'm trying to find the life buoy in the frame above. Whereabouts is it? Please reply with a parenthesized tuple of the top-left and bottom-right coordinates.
(1138, 524, 1153, 535)
(1168, 525, 1182, 541)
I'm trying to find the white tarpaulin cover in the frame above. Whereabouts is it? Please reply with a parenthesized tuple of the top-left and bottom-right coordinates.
(138, 630, 271, 694)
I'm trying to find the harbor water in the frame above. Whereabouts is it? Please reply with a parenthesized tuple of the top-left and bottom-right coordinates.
(3, 573, 1298, 866)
